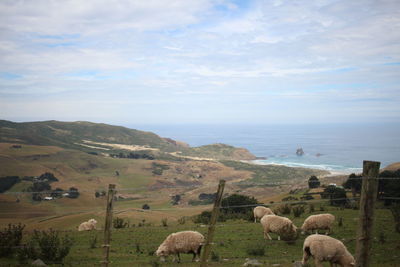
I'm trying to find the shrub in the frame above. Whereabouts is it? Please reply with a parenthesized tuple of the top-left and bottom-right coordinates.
(246, 242, 265, 256)
(211, 251, 220, 261)
(282, 196, 298, 202)
(308, 176, 320, 188)
(293, 206, 305, 217)
(0, 176, 20, 193)
(113, 217, 129, 229)
(221, 194, 259, 214)
(276, 204, 291, 215)
(142, 204, 150, 210)
(161, 218, 168, 227)
(177, 217, 186, 225)
(301, 194, 314, 201)
(308, 204, 315, 213)
(18, 229, 73, 264)
(338, 217, 343, 227)
(67, 187, 80, 198)
(193, 211, 212, 224)
(0, 223, 25, 258)
(321, 185, 347, 206)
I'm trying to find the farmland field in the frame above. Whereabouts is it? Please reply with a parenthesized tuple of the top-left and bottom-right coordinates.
(1, 204, 399, 266)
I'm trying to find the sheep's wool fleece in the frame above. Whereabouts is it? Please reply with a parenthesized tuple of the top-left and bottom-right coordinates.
(253, 206, 274, 218)
(261, 215, 295, 233)
(304, 234, 354, 263)
(302, 214, 335, 230)
(158, 231, 204, 255)
(78, 221, 96, 231)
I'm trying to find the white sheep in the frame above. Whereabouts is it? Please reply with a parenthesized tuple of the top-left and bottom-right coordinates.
(260, 215, 298, 241)
(301, 213, 335, 235)
(156, 231, 205, 263)
(302, 234, 355, 267)
(78, 219, 97, 231)
(253, 206, 274, 223)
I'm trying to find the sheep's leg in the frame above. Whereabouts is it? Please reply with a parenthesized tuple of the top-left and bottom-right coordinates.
(301, 250, 309, 265)
(278, 235, 281, 241)
(315, 229, 318, 234)
(177, 253, 181, 263)
(266, 232, 272, 240)
(191, 251, 196, 262)
(254, 217, 257, 223)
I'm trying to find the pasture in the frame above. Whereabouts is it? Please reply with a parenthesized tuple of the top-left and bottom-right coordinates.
(1, 205, 399, 266)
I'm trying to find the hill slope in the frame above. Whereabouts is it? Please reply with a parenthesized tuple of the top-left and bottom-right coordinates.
(0, 120, 255, 160)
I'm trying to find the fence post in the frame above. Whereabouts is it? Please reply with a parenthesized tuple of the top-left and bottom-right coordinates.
(355, 160, 380, 267)
(200, 180, 225, 267)
(102, 184, 116, 267)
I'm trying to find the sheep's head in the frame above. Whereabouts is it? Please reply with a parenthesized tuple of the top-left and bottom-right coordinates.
(88, 219, 97, 225)
(156, 244, 169, 262)
(342, 253, 355, 267)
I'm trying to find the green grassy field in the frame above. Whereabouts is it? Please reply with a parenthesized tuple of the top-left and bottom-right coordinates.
(1, 205, 399, 266)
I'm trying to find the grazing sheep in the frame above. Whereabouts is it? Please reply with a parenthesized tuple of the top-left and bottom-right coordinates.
(302, 234, 355, 267)
(78, 219, 97, 231)
(156, 231, 204, 263)
(260, 215, 298, 241)
(253, 206, 274, 223)
(302, 213, 335, 235)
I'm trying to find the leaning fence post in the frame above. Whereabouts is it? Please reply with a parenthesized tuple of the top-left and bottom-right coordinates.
(355, 160, 380, 267)
(102, 184, 116, 267)
(200, 180, 225, 267)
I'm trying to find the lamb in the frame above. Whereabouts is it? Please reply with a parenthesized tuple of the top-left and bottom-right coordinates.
(302, 234, 355, 267)
(253, 206, 274, 223)
(260, 215, 298, 241)
(301, 213, 335, 235)
(78, 219, 97, 231)
(156, 231, 205, 263)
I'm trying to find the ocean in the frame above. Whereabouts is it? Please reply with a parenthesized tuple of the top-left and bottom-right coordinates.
(128, 123, 400, 174)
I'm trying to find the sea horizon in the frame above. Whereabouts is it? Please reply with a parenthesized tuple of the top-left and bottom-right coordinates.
(126, 122, 400, 174)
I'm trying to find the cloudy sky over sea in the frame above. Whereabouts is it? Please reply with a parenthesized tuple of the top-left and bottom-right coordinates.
(1, 0, 399, 124)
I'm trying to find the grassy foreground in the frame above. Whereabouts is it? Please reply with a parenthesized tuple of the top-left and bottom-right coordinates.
(1, 205, 399, 266)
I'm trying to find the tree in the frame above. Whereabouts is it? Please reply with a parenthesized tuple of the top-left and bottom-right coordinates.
(221, 194, 259, 214)
(67, 187, 79, 199)
(308, 176, 320, 188)
(343, 173, 362, 197)
(321, 185, 347, 206)
(38, 172, 58, 182)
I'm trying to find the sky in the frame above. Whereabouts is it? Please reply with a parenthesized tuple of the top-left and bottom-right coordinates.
(0, 0, 399, 125)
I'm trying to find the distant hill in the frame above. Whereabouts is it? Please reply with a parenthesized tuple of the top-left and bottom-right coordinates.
(0, 120, 255, 160)
(383, 162, 400, 171)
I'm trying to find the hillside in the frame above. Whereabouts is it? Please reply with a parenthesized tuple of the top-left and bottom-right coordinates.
(0, 120, 255, 160)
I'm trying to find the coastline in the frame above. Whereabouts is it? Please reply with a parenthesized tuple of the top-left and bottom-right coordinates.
(245, 159, 362, 175)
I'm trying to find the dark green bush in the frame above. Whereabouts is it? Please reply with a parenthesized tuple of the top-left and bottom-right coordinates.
(293, 205, 305, 217)
(113, 217, 129, 229)
(275, 204, 291, 215)
(18, 229, 73, 264)
(246, 242, 265, 256)
(0, 223, 25, 258)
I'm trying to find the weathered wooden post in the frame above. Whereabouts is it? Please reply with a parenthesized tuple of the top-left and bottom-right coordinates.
(355, 160, 380, 267)
(200, 180, 225, 267)
(102, 184, 116, 267)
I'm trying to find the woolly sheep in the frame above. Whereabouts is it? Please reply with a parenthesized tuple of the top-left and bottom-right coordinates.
(302, 234, 355, 267)
(253, 206, 274, 223)
(260, 215, 298, 241)
(301, 213, 335, 235)
(78, 219, 97, 231)
(156, 231, 204, 263)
